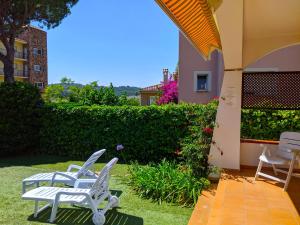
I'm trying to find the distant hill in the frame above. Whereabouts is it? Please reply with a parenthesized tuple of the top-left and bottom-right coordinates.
(50, 83, 141, 96)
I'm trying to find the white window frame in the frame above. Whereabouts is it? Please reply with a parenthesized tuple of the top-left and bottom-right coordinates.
(194, 71, 212, 92)
(34, 65, 41, 72)
(33, 48, 43, 56)
(35, 82, 44, 89)
(33, 48, 38, 55)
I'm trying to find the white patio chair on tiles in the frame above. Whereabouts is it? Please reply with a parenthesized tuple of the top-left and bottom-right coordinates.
(22, 149, 106, 193)
(22, 158, 119, 225)
(255, 132, 300, 191)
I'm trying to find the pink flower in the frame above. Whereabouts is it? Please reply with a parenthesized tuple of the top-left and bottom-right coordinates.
(157, 77, 178, 105)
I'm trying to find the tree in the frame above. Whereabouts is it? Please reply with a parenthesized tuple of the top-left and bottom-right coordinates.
(0, 0, 78, 83)
(43, 84, 65, 103)
(60, 76, 74, 85)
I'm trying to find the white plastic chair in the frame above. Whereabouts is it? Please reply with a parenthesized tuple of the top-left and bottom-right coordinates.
(22, 149, 106, 193)
(22, 158, 119, 225)
(255, 132, 300, 191)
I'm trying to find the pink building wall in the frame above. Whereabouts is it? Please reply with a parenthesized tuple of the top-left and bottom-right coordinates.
(179, 33, 224, 104)
(179, 31, 300, 104)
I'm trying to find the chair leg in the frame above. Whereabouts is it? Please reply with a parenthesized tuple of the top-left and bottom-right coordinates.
(283, 153, 296, 191)
(50, 202, 59, 223)
(272, 164, 278, 176)
(34, 201, 39, 218)
(255, 160, 263, 180)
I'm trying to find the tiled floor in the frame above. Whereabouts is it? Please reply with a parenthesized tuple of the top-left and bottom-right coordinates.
(189, 168, 300, 225)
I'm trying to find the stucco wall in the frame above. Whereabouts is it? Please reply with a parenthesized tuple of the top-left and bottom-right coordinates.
(178, 32, 224, 104)
(247, 44, 300, 71)
(179, 32, 300, 104)
(240, 142, 300, 169)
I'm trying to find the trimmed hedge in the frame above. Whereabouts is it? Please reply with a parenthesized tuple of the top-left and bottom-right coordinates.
(241, 109, 300, 140)
(0, 82, 43, 156)
(39, 103, 214, 162)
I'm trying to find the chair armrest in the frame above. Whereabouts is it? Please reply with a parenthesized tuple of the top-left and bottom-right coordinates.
(67, 164, 82, 172)
(51, 172, 76, 186)
(74, 179, 96, 188)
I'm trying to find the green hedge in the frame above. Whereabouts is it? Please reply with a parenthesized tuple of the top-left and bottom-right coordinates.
(0, 82, 43, 156)
(241, 109, 300, 140)
(40, 103, 214, 162)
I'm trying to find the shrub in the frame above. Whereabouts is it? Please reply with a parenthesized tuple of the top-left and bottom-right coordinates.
(129, 160, 210, 207)
(43, 84, 66, 103)
(241, 109, 300, 140)
(157, 77, 178, 105)
(0, 82, 43, 156)
(181, 100, 218, 178)
(39, 103, 213, 162)
(118, 95, 140, 106)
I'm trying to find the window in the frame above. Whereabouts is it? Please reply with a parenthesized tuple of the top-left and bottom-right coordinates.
(34, 65, 41, 72)
(35, 82, 44, 89)
(33, 48, 43, 56)
(194, 71, 211, 92)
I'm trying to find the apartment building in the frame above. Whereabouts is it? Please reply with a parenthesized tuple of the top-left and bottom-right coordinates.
(0, 26, 48, 90)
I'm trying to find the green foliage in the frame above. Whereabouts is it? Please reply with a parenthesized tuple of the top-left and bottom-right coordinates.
(241, 109, 300, 140)
(44, 81, 138, 106)
(43, 84, 66, 103)
(60, 76, 74, 85)
(1, 1, 79, 30)
(118, 95, 140, 106)
(129, 160, 210, 207)
(181, 100, 218, 178)
(0, 82, 43, 156)
(39, 104, 210, 162)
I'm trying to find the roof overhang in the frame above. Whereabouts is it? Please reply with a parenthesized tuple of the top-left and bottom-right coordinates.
(155, 0, 222, 60)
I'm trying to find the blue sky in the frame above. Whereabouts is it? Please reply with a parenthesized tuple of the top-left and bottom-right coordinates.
(44, 0, 179, 87)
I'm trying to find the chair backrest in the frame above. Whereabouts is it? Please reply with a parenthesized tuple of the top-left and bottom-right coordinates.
(77, 149, 106, 177)
(278, 132, 300, 159)
(89, 158, 118, 199)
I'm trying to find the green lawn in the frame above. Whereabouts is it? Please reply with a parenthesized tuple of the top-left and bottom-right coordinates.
(0, 155, 193, 225)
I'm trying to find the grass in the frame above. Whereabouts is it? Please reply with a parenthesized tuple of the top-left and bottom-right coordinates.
(0, 155, 193, 225)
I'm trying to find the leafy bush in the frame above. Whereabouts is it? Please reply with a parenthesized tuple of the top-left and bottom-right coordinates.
(0, 82, 43, 156)
(39, 103, 213, 162)
(129, 160, 210, 207)
(43, 84, 66, 103)
(181, 100, 218, 178)
(241, 109, 300, 140)
(118, 95, 140, 106)
(157, 77, 178, 105)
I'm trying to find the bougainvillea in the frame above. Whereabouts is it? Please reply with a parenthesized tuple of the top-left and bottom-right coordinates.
(157, 77, 178, 105)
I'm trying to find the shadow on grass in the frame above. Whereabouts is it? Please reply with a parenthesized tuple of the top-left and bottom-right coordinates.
(0, 154, 131, 168)
(28, 208, 144, 225)
(0, 154, 73, 168)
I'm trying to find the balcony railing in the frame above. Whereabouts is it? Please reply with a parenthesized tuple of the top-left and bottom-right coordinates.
(0, 68, 28, 77)
(0, 48, 27, 59)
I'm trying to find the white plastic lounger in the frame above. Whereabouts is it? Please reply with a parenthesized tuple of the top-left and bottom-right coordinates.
(22, 158, 119, 225)
(255, 132, 300, 191)
(22, 149, 106, 193)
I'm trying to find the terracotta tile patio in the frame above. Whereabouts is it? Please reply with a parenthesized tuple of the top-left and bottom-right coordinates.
(189, 168, 300, 225)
